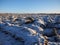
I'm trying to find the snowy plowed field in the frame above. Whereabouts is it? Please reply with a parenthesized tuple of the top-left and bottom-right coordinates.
(0, 15, 60, 45)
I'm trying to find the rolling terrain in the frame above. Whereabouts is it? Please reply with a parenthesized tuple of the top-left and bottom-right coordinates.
(0, 13, 60, 45)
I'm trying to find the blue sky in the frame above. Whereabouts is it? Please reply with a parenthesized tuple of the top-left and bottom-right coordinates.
(0, 0, 60, 13)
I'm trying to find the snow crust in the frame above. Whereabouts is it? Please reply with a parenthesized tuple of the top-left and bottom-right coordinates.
(0, 15, 60, 45)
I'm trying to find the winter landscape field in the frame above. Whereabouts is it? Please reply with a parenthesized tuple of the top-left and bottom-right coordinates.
(0, 13, 60, 45)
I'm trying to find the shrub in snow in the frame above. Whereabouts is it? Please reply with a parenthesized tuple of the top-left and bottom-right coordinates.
(24, 17, 35, 24)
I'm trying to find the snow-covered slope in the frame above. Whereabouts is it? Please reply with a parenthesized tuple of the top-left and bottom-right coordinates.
(0, 15, 60, 45)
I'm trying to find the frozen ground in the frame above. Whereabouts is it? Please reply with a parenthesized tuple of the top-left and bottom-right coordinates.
(0, 15, 60, 45)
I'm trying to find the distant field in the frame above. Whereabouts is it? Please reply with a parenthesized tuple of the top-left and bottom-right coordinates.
(0, 13, 60, 17)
